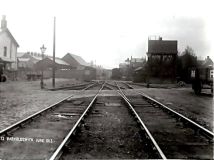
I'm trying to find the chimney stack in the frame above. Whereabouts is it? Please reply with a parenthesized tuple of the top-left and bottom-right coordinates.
(1, 15, 7, 29)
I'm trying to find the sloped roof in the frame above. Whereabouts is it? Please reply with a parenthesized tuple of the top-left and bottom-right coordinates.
(35, 57, 72, 70)
(17, 52, 26, 58)
(32, 56, 42, 61)
(203, 57, 213, 67)
(18, 57, 30, 62)
(119, 63, 128, 69)
(20, 52, 43, 61)
(148, 39, 177, 54)
(49, 57, 69, 65)
(198, 56, 213, 68)
(66, 53, 90, 66)
(0, 28, 19, 47)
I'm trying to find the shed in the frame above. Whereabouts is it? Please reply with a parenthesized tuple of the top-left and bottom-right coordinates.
(35, 57, 73, 70)
(62, 53, 90, 69)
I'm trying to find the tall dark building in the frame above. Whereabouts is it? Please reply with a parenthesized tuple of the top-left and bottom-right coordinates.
(147, 36, 177, 80)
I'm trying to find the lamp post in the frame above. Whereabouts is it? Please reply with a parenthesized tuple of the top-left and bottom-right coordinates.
(40, 44, 46, 89)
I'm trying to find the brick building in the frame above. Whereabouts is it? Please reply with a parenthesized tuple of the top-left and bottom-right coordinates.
(147, 36, 177, 80)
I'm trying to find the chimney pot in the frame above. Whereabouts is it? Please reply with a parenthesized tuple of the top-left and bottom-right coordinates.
(1, 15, 7, 29)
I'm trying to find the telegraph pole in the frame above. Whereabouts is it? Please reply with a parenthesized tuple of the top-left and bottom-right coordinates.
(52, 17, 56, 88)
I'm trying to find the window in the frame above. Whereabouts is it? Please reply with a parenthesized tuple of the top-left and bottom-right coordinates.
(210, 70, 213, 79)
(4, 47, 7, 57)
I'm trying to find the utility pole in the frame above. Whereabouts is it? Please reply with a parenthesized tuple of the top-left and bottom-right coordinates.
(52, 17, 56, 88)
(40, 44, 46, 89)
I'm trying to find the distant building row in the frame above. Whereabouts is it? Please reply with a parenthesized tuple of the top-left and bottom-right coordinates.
(17, 52, 96, 81)
(17, 52, 91, 70)
(115, 36, 213, 82)
(0, 15, 112, 81)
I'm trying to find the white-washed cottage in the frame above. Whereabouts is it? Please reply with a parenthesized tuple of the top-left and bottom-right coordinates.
(0, 15, 19, 71)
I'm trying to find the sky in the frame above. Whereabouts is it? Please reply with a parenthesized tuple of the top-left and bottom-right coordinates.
(0, 0, 213, 69)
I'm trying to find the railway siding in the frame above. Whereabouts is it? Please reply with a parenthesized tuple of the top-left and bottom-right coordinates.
(125, 94, 213, 159)
(0, 80, 213, 159)
(61, 96, 152, 159)
(0, 97, 93, 159)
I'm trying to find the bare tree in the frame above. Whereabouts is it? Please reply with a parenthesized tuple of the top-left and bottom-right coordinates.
(176, 46, 198, 83)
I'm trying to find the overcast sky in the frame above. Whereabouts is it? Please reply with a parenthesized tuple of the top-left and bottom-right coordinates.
(0, 0, 213, 69)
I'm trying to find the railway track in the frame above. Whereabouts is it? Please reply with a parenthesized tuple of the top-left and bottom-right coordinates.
(105, 81, 119, 90)
(0, 83, 105, 159)
(116, 82, 214, 159)
(54, 83, 165, 159)
(0, 81, 213, 159)
(0, 82, 165, 159)
(48, 81, 99, 91)
(48, 81, 112, 91)
(118, 81, 134, 89)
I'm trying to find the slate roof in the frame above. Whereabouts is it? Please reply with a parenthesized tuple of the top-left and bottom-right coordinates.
(17, 52, 26, 58)
(198, 56, 213, 68)
(48, 57, 70, 66)
(148, 39, 177, 55)
(19, 52, 43, 61)
(18, 57, 30, 62)
(0, 28, 19, 47)
(66, 53, 90, 66)
(35, 57, 72, 70)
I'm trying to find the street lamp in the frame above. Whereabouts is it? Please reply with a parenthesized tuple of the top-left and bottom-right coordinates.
(40, 44, 46, 89)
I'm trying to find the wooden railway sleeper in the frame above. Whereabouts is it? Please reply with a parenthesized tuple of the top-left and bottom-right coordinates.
(6, 130, 15, 137)
(140, 126, 145, 131)
(176, 117, 182, 122)
(134, 128, 160, 159)
(72, 129, 77, 136)
(200, 130, 214, 143)
(120, 99, 165, 158)
(63, 135, 76, 153)
(19, 123, 25, 128)
(63, 144, 72, 152)
(140, 131, 162, 159)
(163, 101, 213, 142)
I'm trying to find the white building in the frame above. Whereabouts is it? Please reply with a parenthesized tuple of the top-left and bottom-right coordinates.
(0, 15, 19, 70)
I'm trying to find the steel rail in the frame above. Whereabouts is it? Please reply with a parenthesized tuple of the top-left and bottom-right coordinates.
(103, 83, 115, 90)
(0, 94, 73, 136)
(137, 91, 214, 139)
(0, 82, 98, 136)
(54, 81, 98, 91)
(119, 81, 133, 89)
(105, 81, 118, 89)
(124, 82, 214, 139)
(115, 81, 127, 89)
(47, 82, 94, 91)
(104, 82, 117, 90)
(49, 83, 105, 160)
(68, 82, 96, 90)
(121, 82, 134, 89)
(115, 82, 167, 159)
(82, 82, 99, 90)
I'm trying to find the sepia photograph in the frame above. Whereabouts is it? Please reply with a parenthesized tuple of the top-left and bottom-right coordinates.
(0, 0, 213, 159)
